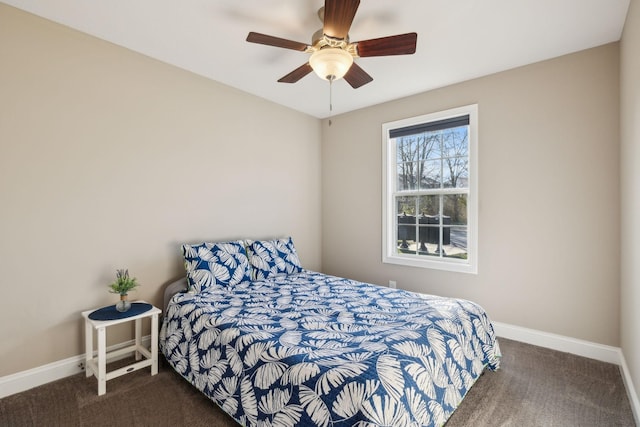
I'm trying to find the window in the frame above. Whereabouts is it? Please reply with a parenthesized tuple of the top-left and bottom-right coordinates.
(382, 105, 478, 273)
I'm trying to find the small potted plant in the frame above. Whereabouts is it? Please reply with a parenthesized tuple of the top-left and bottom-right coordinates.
(109, 269, 139, 312)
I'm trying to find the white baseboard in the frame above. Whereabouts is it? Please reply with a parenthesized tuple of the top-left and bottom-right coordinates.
(492, 321, 621, 364)
(0, 336, 151, 399)
(493, 321, 640, 424)
(619, 351, 640, 426)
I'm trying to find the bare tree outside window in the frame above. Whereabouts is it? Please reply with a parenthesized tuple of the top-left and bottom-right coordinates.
(394, 125, 469, 259)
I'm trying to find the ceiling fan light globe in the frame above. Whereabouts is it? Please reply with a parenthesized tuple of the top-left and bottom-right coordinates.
(309, 48, 353, 81)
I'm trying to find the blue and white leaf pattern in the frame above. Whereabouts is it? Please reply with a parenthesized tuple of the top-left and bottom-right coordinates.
(182, 241, 252, 292)
(246, 237, 303, 280)
(160, 271, 501, 427)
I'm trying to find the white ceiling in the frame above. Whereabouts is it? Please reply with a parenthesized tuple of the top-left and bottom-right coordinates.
(2, 0, 630, 118)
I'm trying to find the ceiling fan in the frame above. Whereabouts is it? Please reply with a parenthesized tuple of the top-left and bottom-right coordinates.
(246, 0, 417, 89)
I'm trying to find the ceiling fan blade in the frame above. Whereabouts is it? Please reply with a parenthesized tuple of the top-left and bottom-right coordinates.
(246, 32, 309, 51)
(278, 63, 314, 83)
(323, 0, 360, 39)
(343, 62, 373, 89)
(355, 32, 417, 57)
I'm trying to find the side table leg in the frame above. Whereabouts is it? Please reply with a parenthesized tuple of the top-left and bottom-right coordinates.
(97, 326, 106, 396)
(135, 317, 142, 361)
(151, 313, 158, 375)
(85, 319, 93, 378)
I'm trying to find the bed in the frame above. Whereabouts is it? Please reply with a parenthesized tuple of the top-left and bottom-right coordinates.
(160, 238, 501, 427)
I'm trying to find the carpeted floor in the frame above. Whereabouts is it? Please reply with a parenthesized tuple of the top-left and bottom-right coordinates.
(0, 338, 635, 426)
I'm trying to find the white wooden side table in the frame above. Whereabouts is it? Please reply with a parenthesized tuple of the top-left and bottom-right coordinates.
(81, 301, 161, 395)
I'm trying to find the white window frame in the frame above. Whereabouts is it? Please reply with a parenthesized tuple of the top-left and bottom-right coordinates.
(382, 104, 478, 274)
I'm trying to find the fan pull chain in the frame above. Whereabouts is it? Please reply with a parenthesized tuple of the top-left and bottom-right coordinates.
(329, 77, 333, 112)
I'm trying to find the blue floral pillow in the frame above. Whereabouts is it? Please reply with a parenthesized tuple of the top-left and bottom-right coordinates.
(182, 240, 252, 293)
(246, 237, 303, 280)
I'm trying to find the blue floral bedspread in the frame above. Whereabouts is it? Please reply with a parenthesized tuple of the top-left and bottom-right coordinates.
(160, 271, 501, 426)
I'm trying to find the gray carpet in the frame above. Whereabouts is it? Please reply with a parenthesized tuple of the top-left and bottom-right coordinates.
(0, 338, 635, 426)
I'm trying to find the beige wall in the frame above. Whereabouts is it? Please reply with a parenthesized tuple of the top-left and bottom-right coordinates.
(0, 4, 322, 376)
(322, 43, 621, 346)
(621, 0, 640, 409)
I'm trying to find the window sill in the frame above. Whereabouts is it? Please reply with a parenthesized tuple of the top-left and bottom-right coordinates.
(383, 253, 477, 274)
